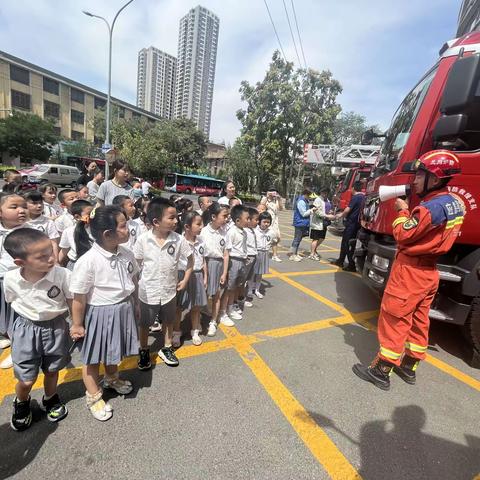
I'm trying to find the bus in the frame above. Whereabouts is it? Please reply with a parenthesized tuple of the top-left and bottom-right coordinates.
(164, 173, 224, 196)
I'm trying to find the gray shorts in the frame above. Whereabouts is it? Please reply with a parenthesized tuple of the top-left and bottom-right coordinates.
(11, 315, 69, 382)
(245, 255, 257, 282)
(138, 297, 177, 328)
(227, 257, 247, 290)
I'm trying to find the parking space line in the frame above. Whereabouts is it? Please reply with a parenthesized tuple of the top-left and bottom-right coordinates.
(221, 325, 362, 480)
(264, 269, 339, 279)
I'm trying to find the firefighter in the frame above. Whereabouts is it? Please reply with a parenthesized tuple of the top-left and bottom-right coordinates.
(353, 150, 464, 390)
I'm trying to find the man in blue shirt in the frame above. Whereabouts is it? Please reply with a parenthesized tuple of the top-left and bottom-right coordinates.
(290, 189, 316, 262)
(332, 181, 364, 271)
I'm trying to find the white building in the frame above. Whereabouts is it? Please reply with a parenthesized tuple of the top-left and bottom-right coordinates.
(175, 5, 219, 138)
(137, 46, 177, 119)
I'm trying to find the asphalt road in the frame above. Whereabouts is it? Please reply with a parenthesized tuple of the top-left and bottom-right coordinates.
(0, 210, 479, 480)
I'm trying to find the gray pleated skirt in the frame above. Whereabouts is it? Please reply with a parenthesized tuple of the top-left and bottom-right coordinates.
(81, 297, 139, 366)
(254, 250, 270, 275)
(206, 257, 224, 296)
(177, 270, 191, 311)
(0, 279, 14, 336)
(190, 271, 208, 308)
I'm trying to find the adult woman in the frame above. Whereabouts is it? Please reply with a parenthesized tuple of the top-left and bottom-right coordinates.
(95, 159, 133, 206)
(308, 188, 334, 260)
(260, 187, 283, 262)
(218, 180, 242, 206)
(290, 188, 316, 262)
(77, 160, 98, 187)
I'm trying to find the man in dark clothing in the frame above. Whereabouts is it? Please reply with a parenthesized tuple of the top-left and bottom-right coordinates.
(332, 181, 364, 271)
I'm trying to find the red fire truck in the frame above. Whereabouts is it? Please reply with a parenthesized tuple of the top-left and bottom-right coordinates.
(355, 33, 480, 360)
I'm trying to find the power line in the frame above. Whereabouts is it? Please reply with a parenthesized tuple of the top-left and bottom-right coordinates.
(290, 0, 308, 69)
(282, 0, 302, 67)
(263, 0, 287, 62)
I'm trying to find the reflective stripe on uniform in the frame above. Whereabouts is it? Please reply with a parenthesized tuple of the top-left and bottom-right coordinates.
(380, 346, 403, 360)
(405, 341, 427, 353)
(392, 216, 409, 228)
(445, 217, 464, 229)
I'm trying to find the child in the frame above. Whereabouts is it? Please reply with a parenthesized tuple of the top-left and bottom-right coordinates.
(87, 169, 104, 199)
(251, 212, 273, 298)
(77, 185, 90, 200)
(24, 190, 60, 263)
(41, 184, 63, 220)
(55, 189, 79, 234)
(173, 212, 208, 347)
(3, 229, 71, 430)
(0, 193, 28, 370)
(70, 206, 139, 421)
(59, 200, 93, 270)
(243, 208, 259, 308)
(220, 205, 249, 326)
(112, 195, 146, 250)
(200, 203, 229, 336)
(133, 197, 193, 369)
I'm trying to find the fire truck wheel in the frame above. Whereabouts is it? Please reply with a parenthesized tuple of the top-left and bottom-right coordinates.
(463, 296, 480, 356)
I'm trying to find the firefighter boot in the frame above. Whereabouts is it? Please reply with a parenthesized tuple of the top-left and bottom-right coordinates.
(352, 357, 394, 391)
(394, 355, 419, 385)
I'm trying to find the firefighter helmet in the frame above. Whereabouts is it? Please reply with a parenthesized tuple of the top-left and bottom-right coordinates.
(414, 150, 461, 179)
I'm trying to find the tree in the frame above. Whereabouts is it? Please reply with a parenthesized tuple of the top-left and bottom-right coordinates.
(62, 139, 100, 158)
(237, 51, 342, 196)
(0, 112, 59, 163)
(225, 138, 257, 193)
(333, 111, 382, 147)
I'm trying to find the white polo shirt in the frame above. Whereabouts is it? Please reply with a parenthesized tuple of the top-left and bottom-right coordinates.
(0, 224, 25, 277)
(255, 226, 273, 251)
(55, 211, 75, 234)
(246, 227, 257, 256)
(226, 225, 247, 259)
(200, 224, 227, 259)
(59, 225, 93, 261)
(3, 265, 72, 322)
(43, 202, 63, 220)
(70, 243, 139, 306)
(26, 215, 60, 240)
(133, 230, 192, 305)
(122, 218, 147, 251)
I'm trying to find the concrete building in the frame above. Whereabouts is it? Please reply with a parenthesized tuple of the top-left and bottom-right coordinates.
(175, 5, 219, 139)
(0, 50, 161, 143)
(137, 46, 177, 119)
(205, 142, 226, 176)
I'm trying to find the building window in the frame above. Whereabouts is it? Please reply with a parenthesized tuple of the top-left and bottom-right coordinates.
(119, 107, 125, 118)
(93, 135, 102, 146)
(71, 88, 85, 104)
(53, 126, 61, 137)
(71, 109, 84, 124)
(11, 89, 30, 110)
(10, 65, 29, 85)
(44, 100, 60, 119)
(94, 97, 106, 109)
(71, 130, 84, 141)
(43, 77, 59, 95)
(132, 111, 141, 119)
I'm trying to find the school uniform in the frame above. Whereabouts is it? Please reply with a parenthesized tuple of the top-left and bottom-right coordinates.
(59, 225, 93, 270)
(70, 243, 139, 365)
(122, 218, 147, 251)
(225, 225, 248, 290)
(133, 230, 191, 327)
(0, 224, 25, 336)
(245, 227, 258, 283)
(55, 211, 75, 235)
(254, 226, 273, 275)
(200, 224, 227, 296)
(4, 265, 71, 382)
(43, 202, 63, 220)
(26, 215, 60, 240)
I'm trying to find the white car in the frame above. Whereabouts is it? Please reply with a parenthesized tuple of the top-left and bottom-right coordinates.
(27, 164, 80, 187)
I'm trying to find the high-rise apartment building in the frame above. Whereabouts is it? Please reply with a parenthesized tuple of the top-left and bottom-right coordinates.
(137, 47, 177, 119)
(175, 5, 219, 138)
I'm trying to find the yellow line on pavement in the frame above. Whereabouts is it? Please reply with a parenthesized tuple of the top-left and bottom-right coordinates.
(221, 325, 362, 480)
(264, 269, 339, 279)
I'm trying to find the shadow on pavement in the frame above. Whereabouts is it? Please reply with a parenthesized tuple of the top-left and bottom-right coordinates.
(307, 406, 480, 480)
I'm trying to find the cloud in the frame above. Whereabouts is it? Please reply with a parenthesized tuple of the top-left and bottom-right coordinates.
(0, 0, 460, 142)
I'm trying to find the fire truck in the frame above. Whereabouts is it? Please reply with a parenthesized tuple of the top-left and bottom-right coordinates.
(355, 32, 480, 360)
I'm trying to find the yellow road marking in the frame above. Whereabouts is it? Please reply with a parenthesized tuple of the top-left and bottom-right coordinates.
(221, 325, 362, 480)
(264, 269, 339, 279)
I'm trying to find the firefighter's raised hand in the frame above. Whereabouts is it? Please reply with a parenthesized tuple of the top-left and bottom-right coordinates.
(395, 198, 409, 212)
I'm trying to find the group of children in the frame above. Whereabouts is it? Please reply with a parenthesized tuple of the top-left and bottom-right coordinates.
(0, 182, 274, 430)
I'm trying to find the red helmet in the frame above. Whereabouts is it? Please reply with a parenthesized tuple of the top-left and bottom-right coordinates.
(414, 150, 461, 179)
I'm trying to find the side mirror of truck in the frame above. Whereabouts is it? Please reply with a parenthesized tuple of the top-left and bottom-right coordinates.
(361, 129, 387, 145)
(401, 161, 417, 173)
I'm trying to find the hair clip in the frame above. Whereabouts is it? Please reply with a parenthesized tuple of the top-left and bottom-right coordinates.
(90, 207, 97, 219)
(81, 214, 91, 225)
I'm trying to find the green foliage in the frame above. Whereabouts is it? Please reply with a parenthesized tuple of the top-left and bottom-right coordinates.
(0, 112, 59, 163)
(237, 51, 342, 197)
(333, 111, 382, 147)
(225, 138, 257, 194)
(61, 139, 100, 158)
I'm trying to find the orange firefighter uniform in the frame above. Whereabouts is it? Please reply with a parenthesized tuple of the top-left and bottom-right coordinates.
(377, 189, 464, 365)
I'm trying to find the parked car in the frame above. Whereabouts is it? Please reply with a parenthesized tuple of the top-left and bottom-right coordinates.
(26, 164, 80, 187)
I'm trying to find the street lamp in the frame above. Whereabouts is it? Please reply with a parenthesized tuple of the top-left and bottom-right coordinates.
(82, 0, 134, 178)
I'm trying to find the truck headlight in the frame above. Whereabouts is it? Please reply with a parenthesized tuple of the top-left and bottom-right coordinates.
(368, 270, 385, 284)
(372, 254, 389, 269)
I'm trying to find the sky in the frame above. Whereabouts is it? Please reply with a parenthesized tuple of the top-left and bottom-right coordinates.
(0, 0, 460, 144)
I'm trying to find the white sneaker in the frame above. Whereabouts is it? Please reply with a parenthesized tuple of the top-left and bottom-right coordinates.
(86, 392, 113, 422)
(149, 321, 162, 333)
(191, 329, 202, 346)
(103, 377, 133, 395)
(0, 354, 12, 369)
(227, 308, 242, 320)
(219, 313, 235, 327)
(272, 256, 282, 263)
(207, 321, 217, 336)
(244, 300, 253, 308)
(292, 254, 303, 262)
(232, 304, 242, 313)
(172, 331, 182, 349)
(254, 290, 264, 299)
(0, 338, 11, 349)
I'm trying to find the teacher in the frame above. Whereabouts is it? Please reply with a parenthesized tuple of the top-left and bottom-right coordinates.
(95, 159, 133, 206)
(218, 180, 242, 206)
